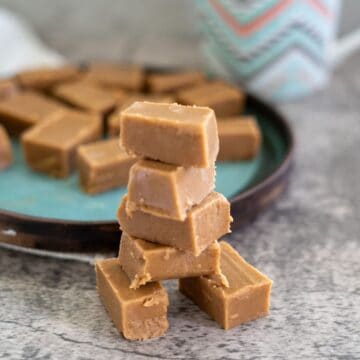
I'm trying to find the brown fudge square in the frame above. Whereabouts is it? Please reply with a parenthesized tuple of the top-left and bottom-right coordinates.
(177, 81, 245, 117)
(118, 192, 232, 256)
(120, 102, 218, 167)
(21, 110, 102, 178)
(147, 71, 204, 93)
(218, 117, 261, 161)
(179, 241, 272, 329)
(83, 63, 145, 91)
(127, 159, 215, 220)
(119, 232, 222, 289)
(0, 125, 13, 170)
(107, 94, 174, 137)
(0, 91, 65, 136)
(96, 258, 169, 340)
(52, 81, 119, 114)
(77, 138, 136, 194)
(16, 65, 80, 90)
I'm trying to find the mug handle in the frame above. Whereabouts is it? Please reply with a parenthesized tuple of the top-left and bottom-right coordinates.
(331, 28, 360, 67)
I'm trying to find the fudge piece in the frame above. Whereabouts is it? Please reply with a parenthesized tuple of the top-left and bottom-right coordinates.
(0, 79, 17, 98)
(77, 138, 136, 194)
(0, 92, 65, 135)
(119, 232, 221, 289)
(127, 159, 215, 220)
(16, 65, 80, 90)
(83, 63, 144, 91)
(0, 125, 12, 170)
(118, 192, 232, 256)
(53, 81, 119, 114)
(147, 71, 204, 93)
(96, 258, 169, 340)
(179, 241, 272, 330)
(107, 94, 174, 137)
(22, 110, 102, 178)
(218, 117, 261, 161)
(177, 81, 245, 117)
(120, 102, 218, 167)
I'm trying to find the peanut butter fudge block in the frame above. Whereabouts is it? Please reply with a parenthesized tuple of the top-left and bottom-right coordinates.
(22, 110, 101, 178)
(118, 192, 231, 256)
(127, 159, 215, 220)
(218, 117, 261, 161)
(179, 241, 272, 330)
(96, 258, 169, 340)
(0, 125, 12, 170)
(120, 102, 218, 167)
(77, 139, 136, 194)
(0, 92, 65, 135)
(147, 71, 204, 93)
(119, 233, 221, 289)
(177, 81, 245, 117)
(0, 79, 17, 98)
(107, 94, 174, 137)
(53, 81, 119, 114)
(16, 65, 80, 90)
(83, 63, 145, 91)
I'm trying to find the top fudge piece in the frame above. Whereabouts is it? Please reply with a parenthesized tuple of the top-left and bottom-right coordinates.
(53, 81, 119, 114)
(177, 81, 245, 117)
(120, 102, 219, 167)
(147, 71, 204, 93)
(16, 66, 80, 90)
(0, 91, 65, 136)
(82, 63, 145, 91)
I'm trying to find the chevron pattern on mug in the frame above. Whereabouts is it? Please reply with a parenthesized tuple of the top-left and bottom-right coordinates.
(196, 0, 341, 101)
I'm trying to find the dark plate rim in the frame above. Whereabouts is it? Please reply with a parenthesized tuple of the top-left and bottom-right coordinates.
(0, 93, 294, 228)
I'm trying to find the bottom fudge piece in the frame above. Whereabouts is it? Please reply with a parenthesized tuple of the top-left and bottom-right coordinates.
(218, 117, 261, 161)
(119, 232, 223, 289)
(118, 192, 232, 256)
(179, 241, 272, 330)
(0, 125, 13, 170)
(77, 138, 136, 194)
(21, 110, 101, 178)
(96, 258, 169, 340)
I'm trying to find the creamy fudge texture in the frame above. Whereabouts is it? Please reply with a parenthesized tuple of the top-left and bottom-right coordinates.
(16, 65, 80, 90)
(53, 81, 119, 114)
(118, 192, 232, 256)
(0, 91, 65, 136)
(119, 232, 222, 289)
(96, 258, 169, 340)
(127, 159, 215, 220)
(176, 81, 245, 117)
(77, 138, 136, 194)
(0, 125, 13, 170)
(218, 117, 261, 161)
(22, 110, 102, 178)
(147, 71, 204, 93)
(120, 102, 219, 167)
(179, 241, 272, 329)
(107, 94, 174, 137)
(0, 80, 17, 98)
(83, 63, 145, 91)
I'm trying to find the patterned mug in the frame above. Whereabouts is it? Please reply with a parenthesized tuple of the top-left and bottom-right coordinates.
(196, 0, 360, 102)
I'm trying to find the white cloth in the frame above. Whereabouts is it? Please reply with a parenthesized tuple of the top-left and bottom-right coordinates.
(0, 8, 64, 78)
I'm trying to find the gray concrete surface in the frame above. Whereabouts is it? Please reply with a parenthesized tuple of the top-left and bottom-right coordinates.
(0, 1, 359, 359)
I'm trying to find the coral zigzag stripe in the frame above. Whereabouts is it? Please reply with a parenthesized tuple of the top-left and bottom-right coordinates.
(305, 0, 332, 18)
(209, 0, 292, 36)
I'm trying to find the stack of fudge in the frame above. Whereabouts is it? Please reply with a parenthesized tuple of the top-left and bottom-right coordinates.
(95, 101, 272, 341)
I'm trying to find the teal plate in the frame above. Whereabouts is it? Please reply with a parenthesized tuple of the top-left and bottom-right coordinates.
(0, 94, 294, 251)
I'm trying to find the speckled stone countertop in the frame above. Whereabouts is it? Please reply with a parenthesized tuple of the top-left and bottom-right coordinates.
(0, 1, 359, 359)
